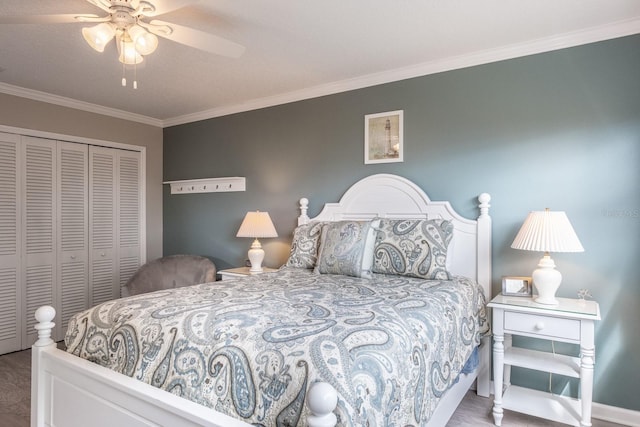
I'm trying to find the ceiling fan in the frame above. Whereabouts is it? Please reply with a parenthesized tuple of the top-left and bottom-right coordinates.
(1, 0, 245, 86)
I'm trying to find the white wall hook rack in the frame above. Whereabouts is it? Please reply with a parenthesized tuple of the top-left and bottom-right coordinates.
(163, 177, 246, 194)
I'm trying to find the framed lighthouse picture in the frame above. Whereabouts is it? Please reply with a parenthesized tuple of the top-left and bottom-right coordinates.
(364, 110, 403, 164)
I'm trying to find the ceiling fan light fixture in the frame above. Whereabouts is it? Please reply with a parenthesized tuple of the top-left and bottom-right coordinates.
(128, 24, 158, 55)
(20, 0, 245, 87)
(82, 22, 116, 52)
(118, 38, 144, 64)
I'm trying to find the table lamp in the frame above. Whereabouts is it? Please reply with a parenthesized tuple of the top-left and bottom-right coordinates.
(236, 211, 278, 273)
(511, 208, 584, 305)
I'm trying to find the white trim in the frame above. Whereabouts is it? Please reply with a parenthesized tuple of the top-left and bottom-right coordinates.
(488, 380, 640, 427)
(2, 18, 639, 128)
(593, 402, 640, 427)
(0, 124, 145, 152)
(163, 18, 640, 127)
(0, 83, 162, 128)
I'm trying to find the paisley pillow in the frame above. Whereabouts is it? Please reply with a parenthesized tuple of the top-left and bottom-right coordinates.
(373, 219, 453, 280)
(285, 222, 325, 269)
(314, 220, 379, 279)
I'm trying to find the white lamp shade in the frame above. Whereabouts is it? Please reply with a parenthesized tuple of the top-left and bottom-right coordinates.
(128, 25, 158, 56)
(511, 210, 584, 253)
(236, 211, 278, 238)
(82, 23, 116, 53)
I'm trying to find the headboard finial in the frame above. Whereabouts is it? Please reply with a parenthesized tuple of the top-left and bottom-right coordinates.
(298, 198, 310, 226)
(478, 193, 491, 218)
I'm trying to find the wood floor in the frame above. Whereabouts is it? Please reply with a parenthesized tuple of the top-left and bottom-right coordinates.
(0, 348, 626, 427)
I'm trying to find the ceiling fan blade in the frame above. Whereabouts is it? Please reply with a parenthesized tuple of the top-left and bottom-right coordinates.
(0, 14, 99, 24)
(140, 0, 198, 17)
(148, 20, 245, 58)
(86, 0, 113, 14)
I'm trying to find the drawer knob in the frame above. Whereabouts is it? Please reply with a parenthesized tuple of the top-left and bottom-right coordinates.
(535, 322, 545, 330)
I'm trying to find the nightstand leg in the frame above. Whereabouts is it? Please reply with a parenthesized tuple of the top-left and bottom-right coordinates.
(580, 347, 595, 427)
(492, 334, 505, 426)
(503, 334, 512, 388)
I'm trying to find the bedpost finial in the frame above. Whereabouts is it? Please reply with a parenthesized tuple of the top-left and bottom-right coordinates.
(35, 305, 55, 323)
(34, 306, 56, 347)
(307, 382, 338, 427)
(478, 193, 491, 218)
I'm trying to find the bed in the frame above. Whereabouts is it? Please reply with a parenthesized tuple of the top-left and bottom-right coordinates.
(31, 173, 492, 427)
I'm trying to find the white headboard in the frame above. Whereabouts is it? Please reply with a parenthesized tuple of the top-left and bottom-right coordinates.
(298, 174, 492, 298)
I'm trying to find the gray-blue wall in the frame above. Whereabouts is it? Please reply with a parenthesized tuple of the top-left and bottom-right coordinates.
(164, 35, 640, 411)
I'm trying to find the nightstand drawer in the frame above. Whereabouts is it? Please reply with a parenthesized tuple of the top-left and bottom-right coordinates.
(504, 311, 580, 341)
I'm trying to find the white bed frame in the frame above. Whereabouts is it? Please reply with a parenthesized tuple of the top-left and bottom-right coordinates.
(32, 173, 491, 427)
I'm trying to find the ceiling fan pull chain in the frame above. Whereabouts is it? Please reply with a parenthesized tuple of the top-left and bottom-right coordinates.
(134, 61, 138, 89)
(122, 37, 127, 87)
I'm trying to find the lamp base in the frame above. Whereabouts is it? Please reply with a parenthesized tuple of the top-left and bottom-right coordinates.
(247, 238, 265, 273)
(532, 254, 562, 305)
(534, 295, 559, 305)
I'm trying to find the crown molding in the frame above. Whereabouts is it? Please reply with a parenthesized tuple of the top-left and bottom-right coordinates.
(0, 82, 163, 128)
(2, 17, 639, 129)
(164, 17, 640, 127)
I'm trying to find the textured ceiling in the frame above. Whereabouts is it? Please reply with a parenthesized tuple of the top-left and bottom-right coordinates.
(1, 0, 639, 127)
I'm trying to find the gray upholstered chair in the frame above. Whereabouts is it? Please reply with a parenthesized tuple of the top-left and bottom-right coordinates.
(122, 254, 217, 297)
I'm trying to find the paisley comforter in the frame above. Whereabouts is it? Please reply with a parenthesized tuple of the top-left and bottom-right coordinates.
(65, 268, 489, 426)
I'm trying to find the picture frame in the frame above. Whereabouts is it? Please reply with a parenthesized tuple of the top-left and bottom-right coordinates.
(364, 110, 403, 164)
(502, 276, 533, 297)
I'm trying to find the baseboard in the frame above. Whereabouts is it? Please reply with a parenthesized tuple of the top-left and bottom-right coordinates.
(593, 402, 640, 427)
(488, 381, 640, 426)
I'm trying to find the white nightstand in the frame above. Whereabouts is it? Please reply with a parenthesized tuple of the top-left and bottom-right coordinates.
(488, 294, 600, 427)
(219, 266, 278, 281)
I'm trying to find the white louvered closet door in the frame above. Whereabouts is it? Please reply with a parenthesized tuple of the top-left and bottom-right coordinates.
(0, 134, 143, 354)
(89, 147, 142, 306)
(57, 142, 88, 341)
(89, 146, 118, 306)
(0, 133, 21, 354)
(22, 136, 57, 346)
(117, 150, 142, 297)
